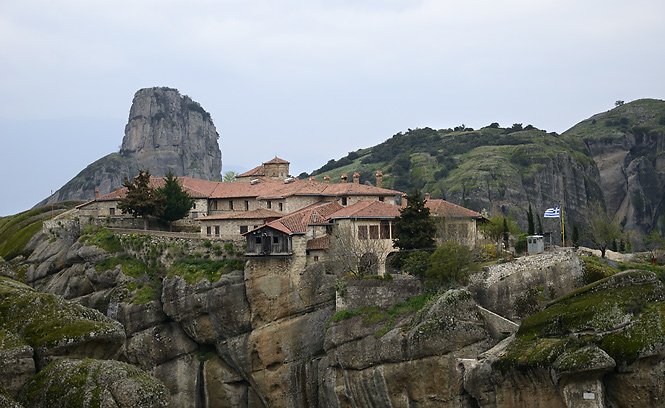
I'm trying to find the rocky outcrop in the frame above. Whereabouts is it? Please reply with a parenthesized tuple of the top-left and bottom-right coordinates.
(563, 98, 665, 240)
(11, 219, 665, 407)
(468, 248, 586, 321)
(463, 270, 665, 407)
(35, 87, 222, 207)
(17, 358, 169, 408)
(120, 87, 221, 180)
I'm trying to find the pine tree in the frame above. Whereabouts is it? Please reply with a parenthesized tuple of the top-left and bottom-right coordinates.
(156, 171, 195, 231)
(118, 170, 164, 230)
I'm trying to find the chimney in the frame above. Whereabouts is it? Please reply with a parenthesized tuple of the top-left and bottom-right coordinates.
(323, 175, 330, 184)
(424, 193, 430, 201)
(340, 174, 348, 183)
(94, 188, 99, 200)
(353, 172, 360, 184)
(376, 171, 383, 188)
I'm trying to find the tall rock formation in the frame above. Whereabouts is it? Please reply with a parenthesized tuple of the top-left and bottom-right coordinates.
(562, 99, 665, 239)
(36, 87, 222, 207)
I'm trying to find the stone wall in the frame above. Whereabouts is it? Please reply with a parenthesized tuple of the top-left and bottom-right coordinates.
(335, 275, 422, 311)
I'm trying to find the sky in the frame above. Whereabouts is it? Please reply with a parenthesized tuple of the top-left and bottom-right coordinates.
(1, 0, 664, 216)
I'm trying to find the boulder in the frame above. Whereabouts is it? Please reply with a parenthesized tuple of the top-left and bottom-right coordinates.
(17, 358, 168, 408)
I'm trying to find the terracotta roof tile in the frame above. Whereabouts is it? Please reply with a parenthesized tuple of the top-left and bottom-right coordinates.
(329, 200, 402, 219)
(307, 235, 329, 250)
(425, 199, 482, 218)
(94, 176, 219, 201)
(264, 157, 290, 165)
(249, 201, 343, 235)
(237, 165, 265, 178)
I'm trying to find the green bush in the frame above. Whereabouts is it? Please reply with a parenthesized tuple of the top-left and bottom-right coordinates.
(82, 227, 122, 253)
(515, 233, 528, 254)
(425, 242, 478, 285)
(168, 258, 245, 284)
(402, 251, 430, 277)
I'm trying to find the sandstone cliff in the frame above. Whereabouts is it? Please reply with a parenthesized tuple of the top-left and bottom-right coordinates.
(35, 87, 222, 207)
(562, 99, 665, 239)
(9, 218, 665, 407)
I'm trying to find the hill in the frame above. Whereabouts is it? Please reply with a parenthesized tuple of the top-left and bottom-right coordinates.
(306, 99, 665, 243)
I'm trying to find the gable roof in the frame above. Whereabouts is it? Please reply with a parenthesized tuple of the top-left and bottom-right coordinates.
(236, 164, 265, 178)
(237, 157, 290, 178)
(425, 199, 483, 218)
(328, 200, 402, 220)
(307, 235, 329, 250)
(244, 201, 343, 236)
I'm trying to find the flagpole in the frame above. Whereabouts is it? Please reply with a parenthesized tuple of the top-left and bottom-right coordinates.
(561, 205, 565, 246)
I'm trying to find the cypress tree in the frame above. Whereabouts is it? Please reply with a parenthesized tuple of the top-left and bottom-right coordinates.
(527, 204, 535, 236)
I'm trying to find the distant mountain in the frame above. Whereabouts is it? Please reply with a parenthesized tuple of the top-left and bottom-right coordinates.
(306, 99, 665, 243)
(35, 87, 222, 207)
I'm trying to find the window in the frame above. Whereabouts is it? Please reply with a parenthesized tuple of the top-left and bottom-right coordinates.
(210, 200, 217, 210)
(206, 226, 211, 235)
(193, 203, 197, 209)
(229, 200, 234, 210)
(279, 203, 283, 211)
(379, 196, 384, 202)
(273, 236, 279, 244)
(240, 226, 248, 234)
(358, 225, 368, 239)
(380, 221, 390, 239)
(214, 226, 220, 236)
(255, 237, 262, 245)
(341, 197, 347, 206)
(244, 201, 249, 211)
(369, 225, 379, 239)
(267, 201, 272, 209)
(313, 256, 319, 262)
(109, 208, 115, 216)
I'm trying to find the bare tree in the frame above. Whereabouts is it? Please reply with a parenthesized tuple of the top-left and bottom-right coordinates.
(583, 201, 624, 258)
(328, 223, 393, 277)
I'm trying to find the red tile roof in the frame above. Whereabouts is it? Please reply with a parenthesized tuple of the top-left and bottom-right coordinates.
(328, 200, 402, 219)
(246, 201, 343, 235)
(208, 178, 401, 200)
(425, 199, 483, 218)
(93, 176, 219, 201)
(237, 164, 265, 178)
(237, 157, 290, 178)
(264, 157, 289, 165)
(307, 235, 330, 250)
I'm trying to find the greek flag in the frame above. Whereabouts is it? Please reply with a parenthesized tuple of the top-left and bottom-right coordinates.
(544, 207, 561, 218)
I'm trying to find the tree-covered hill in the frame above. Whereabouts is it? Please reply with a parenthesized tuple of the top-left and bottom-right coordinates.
(305, 99, 665, 243)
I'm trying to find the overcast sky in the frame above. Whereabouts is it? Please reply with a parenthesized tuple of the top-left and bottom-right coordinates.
(1, 0, 664, 216)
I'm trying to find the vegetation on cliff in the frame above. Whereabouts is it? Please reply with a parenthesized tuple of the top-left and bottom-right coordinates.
(494, 270, 665, 372)
(0, 202, 81, 260)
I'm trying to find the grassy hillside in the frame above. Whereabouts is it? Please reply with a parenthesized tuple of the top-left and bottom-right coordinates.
(0, 202, 81, 260)
(307, 124, 592, 200)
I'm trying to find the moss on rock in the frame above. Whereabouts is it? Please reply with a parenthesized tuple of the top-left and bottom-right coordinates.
(18, 358, 169, 408)
(494, 270, 665, 372)
(0, 277, 124, 367)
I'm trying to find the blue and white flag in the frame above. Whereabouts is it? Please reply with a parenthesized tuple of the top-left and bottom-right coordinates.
(544, 207, 561, 218)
